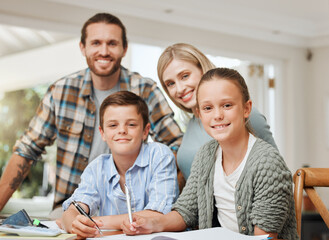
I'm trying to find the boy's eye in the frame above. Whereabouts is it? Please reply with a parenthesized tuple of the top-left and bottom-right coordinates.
(108, 124, 117, 128)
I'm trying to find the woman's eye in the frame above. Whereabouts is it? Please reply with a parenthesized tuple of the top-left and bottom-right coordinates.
(166, 81, 175, 87)
(182, 74, 189, 79)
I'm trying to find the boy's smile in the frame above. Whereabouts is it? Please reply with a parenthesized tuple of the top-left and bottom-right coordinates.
(99, 105, 150, 161)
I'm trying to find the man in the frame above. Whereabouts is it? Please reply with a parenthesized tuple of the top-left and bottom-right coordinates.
(0, 13, 182, 214)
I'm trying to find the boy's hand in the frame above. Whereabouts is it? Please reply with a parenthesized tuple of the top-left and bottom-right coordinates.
(71, 215, 103, 239)
(121, 214, 157, 235)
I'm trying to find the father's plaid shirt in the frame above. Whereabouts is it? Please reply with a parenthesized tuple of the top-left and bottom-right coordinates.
(14, 67, 183, 208)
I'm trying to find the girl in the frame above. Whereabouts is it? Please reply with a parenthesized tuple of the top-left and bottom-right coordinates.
(157, 43, 277, 182)
(122, 68, 298, 239)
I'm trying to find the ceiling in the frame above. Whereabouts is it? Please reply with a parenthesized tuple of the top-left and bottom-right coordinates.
(0, 0, 329, 58)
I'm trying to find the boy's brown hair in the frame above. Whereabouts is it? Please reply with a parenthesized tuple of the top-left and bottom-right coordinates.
(99, 91, 149, 130)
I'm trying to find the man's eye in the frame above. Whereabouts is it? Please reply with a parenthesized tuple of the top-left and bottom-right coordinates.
(109, 41, 118, 46)
(92, 41, 100, 46)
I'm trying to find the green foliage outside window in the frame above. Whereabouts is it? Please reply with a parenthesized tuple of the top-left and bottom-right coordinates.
(0, 85, 54, 198)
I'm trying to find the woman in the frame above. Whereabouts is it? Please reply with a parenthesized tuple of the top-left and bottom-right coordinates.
(157, 43, 277, 181)
(122, 68, 298, 239)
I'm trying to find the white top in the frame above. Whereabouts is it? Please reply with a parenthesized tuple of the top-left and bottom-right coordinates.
(213, 133, 256, 232)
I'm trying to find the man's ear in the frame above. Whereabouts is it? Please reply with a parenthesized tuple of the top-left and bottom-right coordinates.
(79, 42, 86, 57)
(122, 45, 128, 58)
(244, 100, 252, 119)
(99, 126, 106, 142)
(143, 123, 151, 141)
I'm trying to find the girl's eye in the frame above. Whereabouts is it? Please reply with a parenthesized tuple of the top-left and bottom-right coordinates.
(223, 103, 232, 108)
(202, 106, 212, 111)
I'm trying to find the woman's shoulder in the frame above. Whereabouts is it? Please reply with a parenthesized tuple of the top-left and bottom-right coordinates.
(247, 138, 290, 173)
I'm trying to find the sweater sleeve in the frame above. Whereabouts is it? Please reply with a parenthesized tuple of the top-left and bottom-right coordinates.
(249, 149, 293, 233)
(172, 146, 204, 228)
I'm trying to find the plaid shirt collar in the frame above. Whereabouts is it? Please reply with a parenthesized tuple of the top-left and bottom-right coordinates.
(80, 67, 131, 98)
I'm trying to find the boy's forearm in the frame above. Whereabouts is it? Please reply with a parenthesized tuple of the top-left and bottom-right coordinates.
(97, 210, 163, 230)
(0, 154, 33, 211)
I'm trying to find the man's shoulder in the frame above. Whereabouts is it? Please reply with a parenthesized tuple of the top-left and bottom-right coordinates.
(52, 68, 88, 88)
(121, 66, 157, 85)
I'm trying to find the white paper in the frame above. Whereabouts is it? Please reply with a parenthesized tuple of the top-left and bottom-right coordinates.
(89, 227, 268, 240)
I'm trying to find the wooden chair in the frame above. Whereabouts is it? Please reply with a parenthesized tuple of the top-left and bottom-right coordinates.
(293, 168, 329, 237)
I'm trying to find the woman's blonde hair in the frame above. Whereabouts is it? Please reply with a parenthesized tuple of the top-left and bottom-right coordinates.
(157, 43, 215, 113)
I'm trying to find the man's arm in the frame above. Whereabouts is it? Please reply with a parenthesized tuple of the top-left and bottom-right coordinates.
(0, 154, 33, 211)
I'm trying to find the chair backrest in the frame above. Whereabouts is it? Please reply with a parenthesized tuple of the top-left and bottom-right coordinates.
(293, 168, 329, 237)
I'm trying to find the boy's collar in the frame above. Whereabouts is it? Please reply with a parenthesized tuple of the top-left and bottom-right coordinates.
(107, 143, 149, 181)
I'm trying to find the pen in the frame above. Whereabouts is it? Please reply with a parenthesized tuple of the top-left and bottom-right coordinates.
(124, 183, 133, 224)
(72, 200, 103, 236)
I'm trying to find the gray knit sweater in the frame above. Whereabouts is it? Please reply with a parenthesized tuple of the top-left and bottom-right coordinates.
(173, 138, 299, 240)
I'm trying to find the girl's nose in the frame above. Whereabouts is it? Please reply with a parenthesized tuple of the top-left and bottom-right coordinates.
(214, 108, 224, 120)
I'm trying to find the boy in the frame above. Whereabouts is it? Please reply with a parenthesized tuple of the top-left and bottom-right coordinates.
(61, 91, 179, 238)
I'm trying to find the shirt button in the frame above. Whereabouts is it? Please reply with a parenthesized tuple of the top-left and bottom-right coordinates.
(242, 226, 246, 231)
(83, 157, 88, 162)
(86, 135, 91, 139)
(66, 126, 71, 131)
(90, 110, 94, 114)
(237, 206, 242, 210)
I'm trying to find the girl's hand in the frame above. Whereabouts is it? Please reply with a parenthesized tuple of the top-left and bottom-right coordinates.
(121, 214, 157, 235)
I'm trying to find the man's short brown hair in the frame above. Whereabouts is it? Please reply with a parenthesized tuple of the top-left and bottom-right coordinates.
(81, 12, 128, 49)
